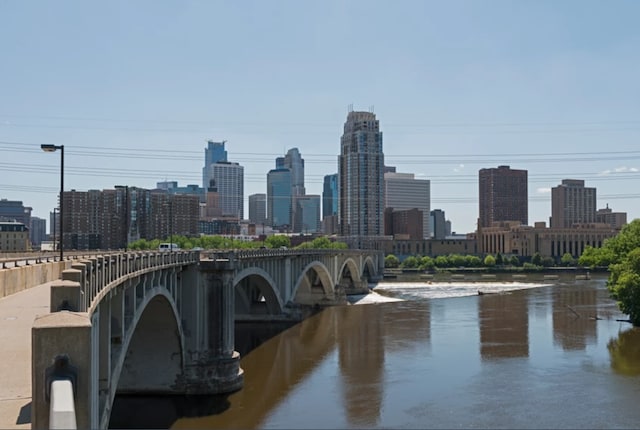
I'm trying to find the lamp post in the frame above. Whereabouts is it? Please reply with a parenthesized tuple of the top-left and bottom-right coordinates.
(41, 144, 64, 261)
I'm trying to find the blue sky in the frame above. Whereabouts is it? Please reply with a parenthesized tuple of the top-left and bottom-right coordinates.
(1, 0, 639, 234)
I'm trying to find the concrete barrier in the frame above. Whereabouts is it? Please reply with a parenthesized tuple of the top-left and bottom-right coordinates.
(0, 261, 69, 299)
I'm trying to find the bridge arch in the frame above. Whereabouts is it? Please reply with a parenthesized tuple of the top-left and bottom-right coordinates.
(292, 261, 335, 305)
(234, 267, 284, 316)
(362, 256, 376, 283)
(337, 257, 362, 289)
(105, 289, 184, 428)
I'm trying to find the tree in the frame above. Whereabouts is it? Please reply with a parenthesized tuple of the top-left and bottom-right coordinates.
(265, 235, 291, 249)
(561, 253, 575, 267)
(495, 252, 503, 265)
(419, 256, 435, 271)
(609, 248, 640, 326)
(385, 254, 400, 268)
(434, 255, 449, 268)
(484, 255, 496, 267)
(401, 256, 419, 268)
(531, 252, 542, 266)
(509, 255, 520, 267)
(580, 220, 640, 326)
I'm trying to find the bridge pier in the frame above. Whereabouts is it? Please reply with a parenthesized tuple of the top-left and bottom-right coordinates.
(176, 257, 244, 394)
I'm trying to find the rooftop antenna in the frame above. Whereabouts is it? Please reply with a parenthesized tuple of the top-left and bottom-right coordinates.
(369, 105, 375, 113)
(348, 103, 353, 113)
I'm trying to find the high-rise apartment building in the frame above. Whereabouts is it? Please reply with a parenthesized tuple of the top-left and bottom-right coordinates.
(248, 193, 267, 225)
(322, 174, 338, 219)
(384, 172, 430, 239)
(550, 179, 596, 228)
(478, 165, 528, 228)
(338, 110, 384, 237)
(267, 168, 292, 229)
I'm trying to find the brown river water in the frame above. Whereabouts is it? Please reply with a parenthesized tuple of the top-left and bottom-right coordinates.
(110, 273, 640, 429)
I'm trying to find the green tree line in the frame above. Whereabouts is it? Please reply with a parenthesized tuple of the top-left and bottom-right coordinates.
(128, 235, 347, 251)
(578, 219, 640, 326)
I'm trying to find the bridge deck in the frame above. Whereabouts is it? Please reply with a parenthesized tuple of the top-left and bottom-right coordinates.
(0, 281, 52, 429)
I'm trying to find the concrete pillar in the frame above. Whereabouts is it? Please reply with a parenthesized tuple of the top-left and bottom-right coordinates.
(177, 257, 243, 395)
(32, 312, 94, 430)
(50, 279, 82, 313)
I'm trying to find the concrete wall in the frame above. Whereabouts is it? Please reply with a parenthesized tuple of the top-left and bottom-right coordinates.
(0, 261, 69, 299)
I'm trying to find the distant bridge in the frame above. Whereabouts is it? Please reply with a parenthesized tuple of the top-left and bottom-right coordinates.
(31, 248, 383, 429)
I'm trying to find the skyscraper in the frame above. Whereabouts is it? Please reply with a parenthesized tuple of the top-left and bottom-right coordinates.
(384, 172, 431, 239)
(202, 140, 228, 189)
(478, 165, 528, 228)
(278, 148, 306, 232)
(551, 179, 596, 228)
(430, 209, 446, 239)
(202, 140, 243, 219)
(248, 193, 267, 225)
(322, 173, 338, 219)
(295, 195, 321, 234)
(205, 162, 244, 219)
(267, 168, 292, 229)
(339, 110, 384, 237)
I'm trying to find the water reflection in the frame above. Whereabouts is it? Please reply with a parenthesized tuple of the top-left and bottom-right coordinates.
(552, 286, 598, 351)
(608, 327, 640, 376)
(168, 278, 640, 429)
(337, 305, 384, 427)
(478, 293, 529, 359)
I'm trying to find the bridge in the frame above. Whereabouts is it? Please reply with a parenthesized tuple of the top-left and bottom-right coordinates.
(27, 248, 383, 429)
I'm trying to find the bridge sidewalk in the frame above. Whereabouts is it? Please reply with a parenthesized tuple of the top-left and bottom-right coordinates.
(0, 281, 52, 429)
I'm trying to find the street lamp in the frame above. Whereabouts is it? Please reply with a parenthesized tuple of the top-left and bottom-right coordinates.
(41, 144, 64, 260)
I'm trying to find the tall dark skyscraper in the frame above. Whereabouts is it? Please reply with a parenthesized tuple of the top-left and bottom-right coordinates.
(478, 165, 528, 228)
(322, 173, 338, 219)
(338, 109, 384, 237)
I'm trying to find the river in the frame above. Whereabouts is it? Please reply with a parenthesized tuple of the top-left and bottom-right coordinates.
(112, 273, 640, 429)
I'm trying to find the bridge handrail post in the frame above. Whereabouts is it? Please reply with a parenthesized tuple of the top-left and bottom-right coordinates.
(32, 312, 93, 430)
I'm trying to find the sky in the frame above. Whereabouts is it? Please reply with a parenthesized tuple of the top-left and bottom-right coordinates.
(1, 0, 639, 234)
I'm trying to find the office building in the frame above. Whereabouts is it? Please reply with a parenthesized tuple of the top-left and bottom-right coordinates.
(0, 199, 31, 226)
(248, 193, 267, 225)
(203, 161, 244, 219)
(338, 109, 385, 237)
(202, 140, 244, 219)
(478, 165, 528, 228)
(430, 209, 446, 240)
(384, 207, 423, 240)
(596, 204, 627, 229)
(29, 217, 46, 247)
(384, 172, 430, 239)
(278, 148, 306, 232)
(550, 179, 596, 228)
(295, 195, 321, 234)
(157, 181, 205, 203)
(0, 221, 30, 252)
(323, 173, 338, 219)
(267, 168, 292, 230)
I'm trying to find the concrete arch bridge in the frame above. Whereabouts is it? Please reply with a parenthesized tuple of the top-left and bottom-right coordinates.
(32, 248, 383, 429)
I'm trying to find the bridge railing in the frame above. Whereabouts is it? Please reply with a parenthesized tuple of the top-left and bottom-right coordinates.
(59, 250, 199, 312)
(205, 248, 380, 260)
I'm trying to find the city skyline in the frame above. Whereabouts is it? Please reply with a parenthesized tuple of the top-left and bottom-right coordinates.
(1, 1, 639, 234)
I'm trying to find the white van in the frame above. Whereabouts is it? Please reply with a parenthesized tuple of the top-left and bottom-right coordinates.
(159, 243, 180, 251)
